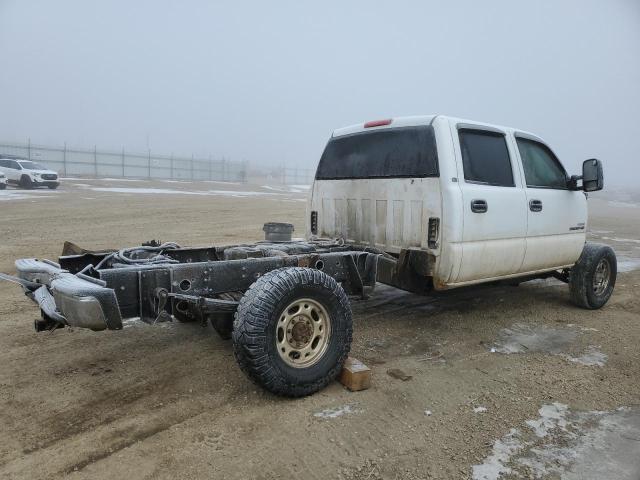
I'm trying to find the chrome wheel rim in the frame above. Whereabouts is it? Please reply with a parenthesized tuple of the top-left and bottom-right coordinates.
(276, 298, 331, 368)
(592, 258, 611, 296)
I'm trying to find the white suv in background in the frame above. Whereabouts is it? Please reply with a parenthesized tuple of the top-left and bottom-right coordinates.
(0, 157, 60, 189)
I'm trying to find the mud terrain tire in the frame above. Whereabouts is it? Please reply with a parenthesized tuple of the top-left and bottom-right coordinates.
(233, 267, 352, 397)
(569, 243, 616, 309)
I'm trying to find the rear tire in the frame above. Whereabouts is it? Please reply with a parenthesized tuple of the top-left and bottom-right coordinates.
(0, 183, 5, 190)
(569, 243, 616, 309)
(233, 267, 352, 397)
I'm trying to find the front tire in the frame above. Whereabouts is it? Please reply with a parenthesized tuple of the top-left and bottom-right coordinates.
(233, 267, 352, 397)
(0, 183, 6, 190)
(19, 175, 33, 189)
(569, 243, 616, 309)
(48, 184, 58, 190)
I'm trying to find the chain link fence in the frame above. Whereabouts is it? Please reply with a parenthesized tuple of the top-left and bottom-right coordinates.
(282, 167, 315, 185)
(0, 140, 247, 182)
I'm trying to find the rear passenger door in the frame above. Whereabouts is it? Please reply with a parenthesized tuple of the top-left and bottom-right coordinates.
(452, 124, 528, 283)
(514, 134, 587, 271)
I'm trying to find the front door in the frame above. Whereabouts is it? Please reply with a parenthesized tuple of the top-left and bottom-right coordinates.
(514, 135, 587, 271)
(452, 125, 528, 283)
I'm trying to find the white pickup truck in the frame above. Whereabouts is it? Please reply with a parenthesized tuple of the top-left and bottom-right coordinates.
(1, 115, 615, 397)
(308, 115, 614, 307)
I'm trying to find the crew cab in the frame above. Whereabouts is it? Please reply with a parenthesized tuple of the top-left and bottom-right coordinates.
(308, 115, 610, 293)
(0, 115, 615, 397)
(0, 156, 60, 189)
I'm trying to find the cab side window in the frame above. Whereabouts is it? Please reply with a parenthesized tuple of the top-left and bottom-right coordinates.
(516, 138, 567, 189)
(459, 129, 514, 187)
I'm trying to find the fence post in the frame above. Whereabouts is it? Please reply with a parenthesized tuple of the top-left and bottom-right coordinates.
(209, 155, 212, 181)
(28, 138, 31, 160)
(191, 154, 194, 180)
(121, 147, 125, 178)
(243, 160, 248, 183)
(63, 142, 67, 176)
(170, 154, 174, 180)
(148, 149, 151, 179)
(94, 145, 98, 177)
(221, 157, 226, 182)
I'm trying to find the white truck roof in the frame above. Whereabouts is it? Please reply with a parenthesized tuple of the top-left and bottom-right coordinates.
(331, 114, 544, 143)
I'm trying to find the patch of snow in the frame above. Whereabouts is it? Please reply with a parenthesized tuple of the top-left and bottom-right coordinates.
(617, 257, 640, 272)
(525, 403, 570, 438)
(0, 190, 58, 201)
(313, 404, 358, 419)
(60, 177, 97, 181)
(473, 406, 488, 413)
(122, 317, 144, 328)
(100, 177, 144, 182)
(472, 429, 522, 480)
(262, 185, 288, 192)
(474, 404, 640, 480)
(492, 323, 577, 355)
(563, 346, 608, 367)
(202, 180, 242, 185)
(207, 189, 286, 197)
(80, 186, 288, 198)
(601, 236, 640, 245)
(492, 324, 608, 367)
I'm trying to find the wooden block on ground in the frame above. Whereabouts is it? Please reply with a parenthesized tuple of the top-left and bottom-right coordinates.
(339, 357, 371, 391)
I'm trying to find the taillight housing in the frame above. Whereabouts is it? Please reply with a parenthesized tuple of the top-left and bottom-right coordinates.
(428, 217, 440, 249)
(310, 211, 318, 234)
(364, 118, 392, 128)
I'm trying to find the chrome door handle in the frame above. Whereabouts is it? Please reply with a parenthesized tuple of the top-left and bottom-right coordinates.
(471, 199, 488, 213)
(529, 199, 543, 212)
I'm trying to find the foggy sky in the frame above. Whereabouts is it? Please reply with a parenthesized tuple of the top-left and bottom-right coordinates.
(0, 1, 638, 185)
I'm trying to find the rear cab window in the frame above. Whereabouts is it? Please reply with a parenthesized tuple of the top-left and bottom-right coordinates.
(458, 129, 514, 187)
(315, 126, 439, 180)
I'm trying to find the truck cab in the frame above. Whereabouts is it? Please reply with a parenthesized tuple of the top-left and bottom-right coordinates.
(308, 115, 599, 290)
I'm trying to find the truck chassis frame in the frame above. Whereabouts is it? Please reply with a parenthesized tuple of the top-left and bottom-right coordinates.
(3, 238, 428, 335)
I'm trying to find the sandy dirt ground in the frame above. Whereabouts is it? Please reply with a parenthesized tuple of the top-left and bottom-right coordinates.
(0, 179, 639, 479)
